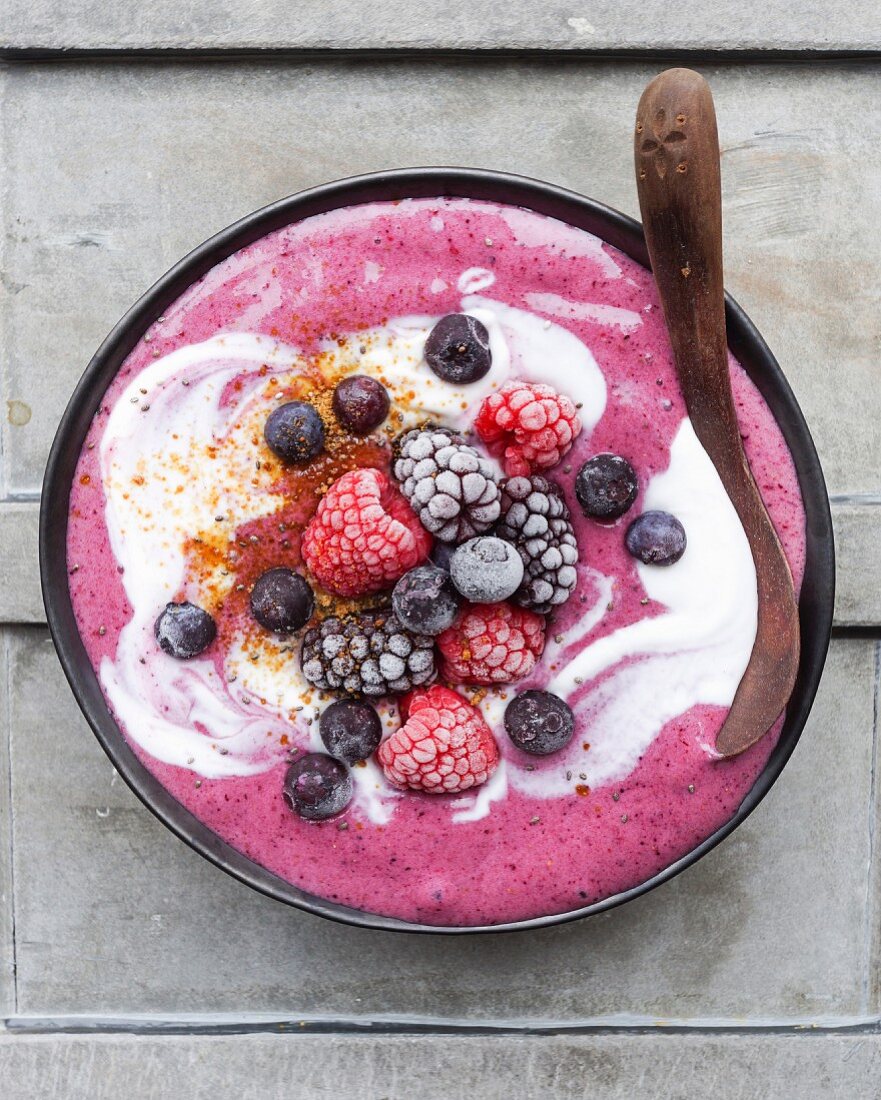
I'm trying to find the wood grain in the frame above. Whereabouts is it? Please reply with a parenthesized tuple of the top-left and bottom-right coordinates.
(634, 68, 801, 757)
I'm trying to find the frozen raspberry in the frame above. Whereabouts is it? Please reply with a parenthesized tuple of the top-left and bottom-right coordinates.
(474, 381, 582, 477)
(301, 468, 432, 597)
(377, 685, 499, 794)
(437, 602, 545, 686)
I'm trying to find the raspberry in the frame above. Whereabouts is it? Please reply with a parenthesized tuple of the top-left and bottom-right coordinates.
(438, 602, 545, 686)
(474, 381, 582, 477)
(377, 685, 499, 794)
(301, 468, 432, 597)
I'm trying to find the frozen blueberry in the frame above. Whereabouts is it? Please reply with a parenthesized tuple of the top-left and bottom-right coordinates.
(319, 699, 383, 764)
(430, 541, 456, 571)
(424, 314, 492, 384)
(625, 510, 687, 566)
(392, 564, 460, 636)
(282, 753, 353, 821)
(332, 375, 390, 434)
(250, 568, 314, 634)
(504, 691, 575, 756)
(449, 536, 524, 603)
(264, 401, 325, 464)
(154, 601, 216, 659)
(575, 453, 638, 520)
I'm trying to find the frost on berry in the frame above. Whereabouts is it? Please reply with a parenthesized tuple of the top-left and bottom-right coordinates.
(301, 468, 432, 597)
(377, 685, 499, 794)
(438, 602, 545, 685)
(474, 381, 582, 477)
(393, 428, 501, 543)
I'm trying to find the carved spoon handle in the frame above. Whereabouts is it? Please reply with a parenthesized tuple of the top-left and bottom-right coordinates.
(634, 68, 800, 757)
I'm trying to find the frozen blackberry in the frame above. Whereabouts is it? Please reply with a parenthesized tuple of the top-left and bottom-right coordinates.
(300, 609, 436, 697)
(393, 427, 501, 543)
(496, 475, 579, 613)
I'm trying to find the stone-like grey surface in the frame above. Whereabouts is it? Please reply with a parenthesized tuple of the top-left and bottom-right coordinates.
(6, 628, 875, 1021)
(0, 505, 42, 625)
(3, 1031, 881, 1100)
(0, 635, 16, 1014)
(1, 499, 870, 625)
(2, 62, 880, 501)
(830, 502, 881, 629)
(2, 0, 880, 53)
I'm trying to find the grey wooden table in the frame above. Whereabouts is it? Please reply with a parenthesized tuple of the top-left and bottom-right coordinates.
(2, 5, 881, 1096)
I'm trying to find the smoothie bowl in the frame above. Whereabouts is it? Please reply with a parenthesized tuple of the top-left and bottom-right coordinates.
(41, 168, 834, 932)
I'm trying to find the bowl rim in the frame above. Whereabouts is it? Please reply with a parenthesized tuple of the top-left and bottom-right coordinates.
(40, 166, 836, 934)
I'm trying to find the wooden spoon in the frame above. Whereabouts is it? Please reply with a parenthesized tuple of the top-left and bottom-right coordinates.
(633, 68, 800, 757)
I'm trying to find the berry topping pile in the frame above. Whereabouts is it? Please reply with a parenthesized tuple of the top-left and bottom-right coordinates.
(377, 685, 499, 793)
(475, 381, 582, 477)
(147, 310, 692, 823)
(301, 468, 432, 597)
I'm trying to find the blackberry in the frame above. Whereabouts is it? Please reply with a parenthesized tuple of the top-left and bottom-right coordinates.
(300, 609, 436, 697)
(496, 475, 579, 613)
(393, 427, 501, 543)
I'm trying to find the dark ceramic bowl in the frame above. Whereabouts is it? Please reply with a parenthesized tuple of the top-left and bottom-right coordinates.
(40, 167, 835, 933)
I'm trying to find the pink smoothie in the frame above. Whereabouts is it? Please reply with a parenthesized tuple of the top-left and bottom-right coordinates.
(67, 197, 805, 926)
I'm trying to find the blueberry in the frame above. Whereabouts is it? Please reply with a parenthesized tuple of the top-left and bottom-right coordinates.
(250, 568, 314, 634)
(430, 541, 456, 571)
(504, 691, 575, 756)
(575, 454, 638, 520)
(625, 510, 686, 566)
(282, 753, 353, 821)
(264, 401, 325, 464)
(319, 699, 383, 764)
(449, 536, 524, 603)
(332, 375, 390, 435)
(424, 314, 492, 384)
(392, 564, 460, 636)
(154, 601, 216, 659)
